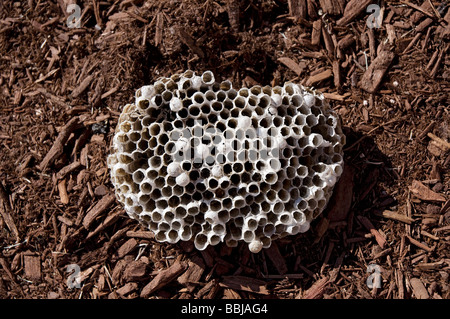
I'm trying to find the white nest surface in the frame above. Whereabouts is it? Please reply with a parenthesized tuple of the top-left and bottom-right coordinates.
(108, 70, 345, 253)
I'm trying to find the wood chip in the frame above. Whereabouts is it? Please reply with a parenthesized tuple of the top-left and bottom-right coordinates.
(319, 0, 345, 15)
(177, 255, 205, 292)
(86, 209, 123, 240)
(196, 279, 219, 299)
(427, 132, 450, 151)
(0, 183, 19, 242)
(56, 161, 82, 180)
(0, 257, 16, 284)
(82, 193, 116, 229)
(420, 230, 439, 241)
(57, 179, 69, 205)
(288, 0, 307, 19)
(336, 0, 372, 26)
(306, 69, 333, 86)
(429, 44, 447, 78)
(101, 86, 119, 99)
(434, 225, 450, 233)
(337, 34, 355, 50)
(57, 215, 73, 227)
(34, 68, 59, 84)
(409, 180, 446, 202)
(38, 117, 82, 171)
(379, 210, 415, 224)
(24, 254, 41, 282)
(154, 13, 164, 47)
(35, 87, 72, 110)
(301, 51, 324, 59)
(415, 260, 445, 271)
(368, 28, 376, 58)
(117, 238, 138, 258)
(322, 92, 346, 101)
(406, 235, 434, 252)
(311, 19, 322, 46)
(299, 276, 329, 299)
(94, 185, 108, 196)
(403, 32, 422, 53)
(321, 26, 334, 57)
(357, 216, 387, 248)
(223, 288, 241, 298)
(428, 140, 444, 157)
(123, 260, 148, 282)
(385, 24, 396, 44)
(111, 259, 127, 286)
(436, 8, 450, 38)
(409, 277, 429, 299)
(126, 230, 155, 239)
(372, 248, 392, 260)
(278, 57, 306, 76)
(417, 121, 436, 140)
(359, 50, 395, 93)
(332, 60, 341, 89)
(140, 259, 187, 298)
(396, 269, 405, 299)
(71, 74, 94, 99)
(440, 199, 450, 215)
(219, 275, 269, 295)
(126, 11, 148, 24)
(116, 282, 138, 297)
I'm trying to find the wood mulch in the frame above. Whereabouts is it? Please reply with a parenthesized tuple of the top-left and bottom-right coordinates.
(0, 0, 449, 299)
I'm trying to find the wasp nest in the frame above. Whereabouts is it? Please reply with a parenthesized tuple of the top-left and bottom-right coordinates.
(107, 70, 345, 253)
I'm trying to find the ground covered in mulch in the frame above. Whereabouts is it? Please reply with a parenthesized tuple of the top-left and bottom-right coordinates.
(0, 0, 449, 299)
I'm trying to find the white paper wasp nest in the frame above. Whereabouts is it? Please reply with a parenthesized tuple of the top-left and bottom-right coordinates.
(107, 70, 345, 253)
